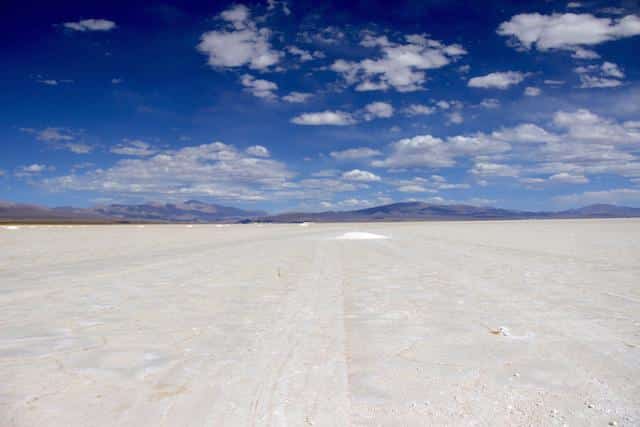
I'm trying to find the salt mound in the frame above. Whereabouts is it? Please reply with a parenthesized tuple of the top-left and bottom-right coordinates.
(3, 226, 20, 230)
(336, 232, 388, 240)
(299, 222, 311, 227)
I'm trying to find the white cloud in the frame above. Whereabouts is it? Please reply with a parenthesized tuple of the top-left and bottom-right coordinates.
(468, 71, 526, 89)
(447, 111, 464, 124)
(64, 143, 93, 154)
(553, 109, 640, 143)
(373, 132, 511, 169)
(571, 47, 600, 59)
(246, 145, 270, 157)
(372, 109, 640, 185)
(575, 61, 625, 88)
(330, 33, 466, 92)
(436, 100, 451, 109)
(45, 142, 294, 201)
(37, 79, 72, 86)
(525, 86, 541, 96)
(63, 19, 117, 32)
(16, 164, 54, 178)
(579, 75, 623, 88)
(497, 13, 640, 54)
(291, 111, 355, 126)
(404, 104, 435, 116)
(491, 123, 559, 143)
(549, 172, 589, 184)
(373, 135, 452, 168)
(111, 78, 123, 84)
(286, 46, 322, 62)
(267, 0, 291, 15)
(397, 184, 430, 193)
(391, 175, 468, 193)
(27, 127, 74, 142)
(554, 188, 640, 207)
(471, 162, 519, 177)
(197, 5, 282, 71)
(363, 102, 394, 120)
(330, 147, 381, 161)
(601, 61, 625, 78)
(341, 169, 381, 182)
(480, 98, 500, 108)
(20, 127, 93, 154)
(240, 74, 278, 99)
(282, 91, 312, 103)
(20, 164, 47, 173)
(110, 140, 156, 157)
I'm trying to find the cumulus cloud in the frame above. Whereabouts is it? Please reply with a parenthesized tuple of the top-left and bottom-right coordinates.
(20, 127, 93, 154)
(330, 147, 381, 161)
(341, 169, 381, 182)
(37, 78, 73, 86)
(468, 71, 526, 89)
(15, 164, 54, 178)
(45, 142, 293, 201)
(291, 111, 355, 126)
(491, 123, 559, 143)
(282, 91, 312, 103)
(267, 0, 291, 16)
(371, 109, 640, 188)
(240, 74, 278, 99)
(554, 188, 640, 207)
(392, 175, 469, 193)
(480, 98, 501, 108)
(363, 102, 394, 120)
(497, 13, 640, 55)
(552, 109, 640, 143)
(575, 61, 625, 88)
(571, 47, 600, 59)
(63, 19, 117, 32)
(525, 86, 541, 96)
(448, 111, 464, 124)
(110, 140, 156, 157)
(373, 133, 510, 169)
(245, 145, 270, 157)
(286, 46, 323, 62)
(330, 33, 466, 92)
(549, 172, 589, 184)
(197, 5, 282, 70)
(404, 104, 435, 116)
(471, 162, 519, 177)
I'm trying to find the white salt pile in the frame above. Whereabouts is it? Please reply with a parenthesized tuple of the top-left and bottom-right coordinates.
(336, 232, 389, 240)
(299, 222, 311, 227)
(2, 226, 20, 230)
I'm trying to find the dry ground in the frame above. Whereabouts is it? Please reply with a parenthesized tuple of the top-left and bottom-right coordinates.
(1, 220, 638, 426)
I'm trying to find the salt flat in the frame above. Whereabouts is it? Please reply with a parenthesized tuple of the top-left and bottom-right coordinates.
(1, 220, 639, 426)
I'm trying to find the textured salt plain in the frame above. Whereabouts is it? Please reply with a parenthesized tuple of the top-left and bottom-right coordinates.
(1, 220, 639, 426)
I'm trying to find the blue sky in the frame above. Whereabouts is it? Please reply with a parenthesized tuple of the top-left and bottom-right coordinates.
(2, 0, 640, 212)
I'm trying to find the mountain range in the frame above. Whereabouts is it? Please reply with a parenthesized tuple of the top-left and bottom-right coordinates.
(0, 200, 265, 223)
(2, 200, 640, 224)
